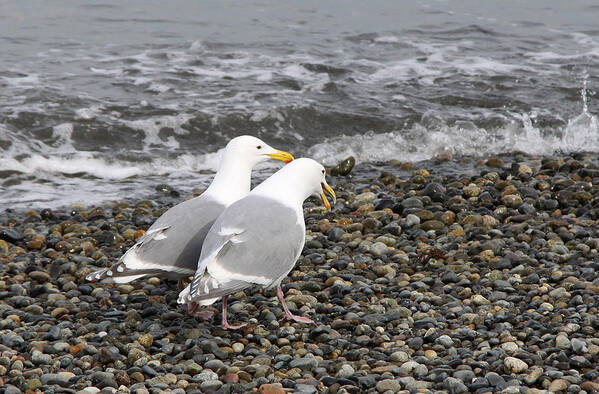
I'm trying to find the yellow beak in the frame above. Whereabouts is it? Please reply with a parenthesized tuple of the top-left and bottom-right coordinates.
(267, 150, 294, 163)
(320, 182, 336, 210)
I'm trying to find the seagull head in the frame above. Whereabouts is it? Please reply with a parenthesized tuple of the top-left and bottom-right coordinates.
(224, 135, 294, 167)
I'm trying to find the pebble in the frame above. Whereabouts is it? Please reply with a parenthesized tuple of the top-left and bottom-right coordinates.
(504, 357, 528, 373)
(2, 152, 599, 394)
(376, 379, 401, 393)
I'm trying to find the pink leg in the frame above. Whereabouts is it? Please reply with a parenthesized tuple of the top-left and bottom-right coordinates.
(277, 286, 314, 324)
(186, 301, 215, 319)
(221, 295, 247, 330)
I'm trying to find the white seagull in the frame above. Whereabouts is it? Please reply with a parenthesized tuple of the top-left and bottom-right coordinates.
(86, 135, 294, 287)
(178, 158, 336, 329)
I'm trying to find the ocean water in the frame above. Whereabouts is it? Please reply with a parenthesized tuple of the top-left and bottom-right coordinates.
(1, 0, 598, 209)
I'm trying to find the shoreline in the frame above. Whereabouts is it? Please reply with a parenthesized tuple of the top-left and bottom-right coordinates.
(1, 151, 599, 393)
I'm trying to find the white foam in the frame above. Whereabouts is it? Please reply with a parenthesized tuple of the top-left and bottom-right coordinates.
(120, 113, 193, 150)
(2, 73, 40, 87)
(308, 109, 599, 166)
(75, 105, 104, 120)
(374, 36, 400, 43)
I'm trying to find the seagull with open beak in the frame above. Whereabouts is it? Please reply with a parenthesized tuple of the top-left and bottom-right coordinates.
(179, 158, 336, 329)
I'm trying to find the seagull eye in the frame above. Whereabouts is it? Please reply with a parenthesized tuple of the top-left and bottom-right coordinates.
(256, 145, 262, 149)
(321, 170, 325, 174)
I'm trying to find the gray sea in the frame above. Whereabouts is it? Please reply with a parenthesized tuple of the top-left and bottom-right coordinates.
(1, 0, 598, 209)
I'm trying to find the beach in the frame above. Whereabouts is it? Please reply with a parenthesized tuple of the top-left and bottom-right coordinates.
(1, 152, 599, 393)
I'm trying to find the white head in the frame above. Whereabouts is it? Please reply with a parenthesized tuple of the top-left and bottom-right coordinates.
(220, 135, 294, 168)
(252, 157, 336, 210)
(205, 135, 294, 204)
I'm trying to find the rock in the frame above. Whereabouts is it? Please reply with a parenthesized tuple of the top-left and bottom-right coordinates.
(200, 380, 223, 391)
(548, 379, 568, 392)
(259, 383, 286, 394)
(40, 372, 75, 387)
(148, 373, 177, 386)
(390, 351, 409, 363)
(329, 156, 355, 176)
(26, 378, 42, 391)
(185, 361, 202, 375)
(370, 242, 388, 256)
(337, 364, 355, 378)
(376, 379, 401, 393)
(435, 335, 454, 347)
(420, 220, 445, 231)
(289, 356, 318, 371)
(555, 334, 570, 349)
(472, 294, 490, 306)
(404, 214, 420, 227)
(486, 157, 505, 168)
(327, 227, 346, 242)
(571, 338, 587, 354)
(137, 333, 153, 348)
(91, 371, 117, 388)
(504, 357, 528, 373)
(0, 228, 24, 243)
(463, 184, 481, 197)
(524, 368, 543, 385)
(445, 377, 468, 393)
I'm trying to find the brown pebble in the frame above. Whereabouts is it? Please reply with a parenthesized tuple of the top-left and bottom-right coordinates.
(223, 373, 239, 384)
(70, 344, 84, 355)
(259, 383, 286, 394)
(27, 235, 46, 250)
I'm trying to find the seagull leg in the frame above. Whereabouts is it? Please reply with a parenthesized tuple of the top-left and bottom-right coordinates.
(277, 286, 314, 324)
(221, 295, 247, 330)
(188, 302, 215, 320)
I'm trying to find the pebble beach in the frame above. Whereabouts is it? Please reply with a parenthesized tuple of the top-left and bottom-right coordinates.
(2, 152, 599, 393)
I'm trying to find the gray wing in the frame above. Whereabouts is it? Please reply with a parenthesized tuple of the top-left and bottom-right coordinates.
(186, 195, 305, 302)
(86, 196, 226, 283)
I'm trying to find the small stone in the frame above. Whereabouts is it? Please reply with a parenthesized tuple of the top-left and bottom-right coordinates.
(548, 379, 568, 392)
(185, 361, 202, 375)
(289, 356, 318, 371)
(501, 342, 519, 353)
(337, 364, 355, 379)
(329, 156, 355, 176)
(137, 334, 153, 348)
(376, 379, 401, 393)
(445, 377, 468, 394)
(472, 294, 490, 306)
(502, 194, 523, 208)
(463, 184, 481, 197)
(435, 335, 454, 347)
(148, 373, 177, 386)
(420, 220, 445, 231)
(259, 383, 286, 394)
(486, 157, 505, 168)
(518, 164, 532, 174)
(524, 368, 543, 385)
(370, 242, 388, 256)
(29, 270, 50, 282)
(200, 380, 223, 391)
(390, 351, 409, 363)
(232, 342, 244, 353)
(571, 338, 587, 354)
(26, 378, 42, 391)
(504, 357, 528, 373)
(555, 334, 570, 350)
(327, 227, 346, 242)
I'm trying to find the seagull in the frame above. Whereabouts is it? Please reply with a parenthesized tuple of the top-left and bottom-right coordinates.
(86, 135, 294, 287)
(178, 158, 335, 329)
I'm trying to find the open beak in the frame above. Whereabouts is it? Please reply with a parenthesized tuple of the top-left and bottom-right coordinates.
(320, 182, 336, 211)
(267, 150, 294, 163)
